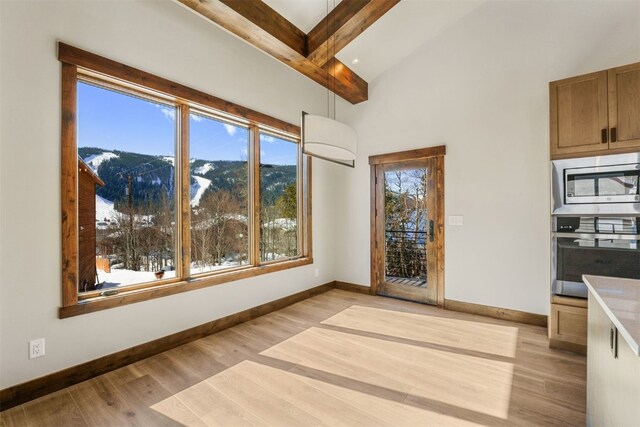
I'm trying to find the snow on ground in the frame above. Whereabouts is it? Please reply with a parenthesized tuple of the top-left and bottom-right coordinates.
(97, 268, 176, 289)
(190, 175, 212, 207)
(194, 163, 215, 175)
(190, 261, 246, 275)
(84, 152, 119, 172)
(264, 218, 297, 230)
(96, 195, 116, 221)
(97, 262, 246, 288)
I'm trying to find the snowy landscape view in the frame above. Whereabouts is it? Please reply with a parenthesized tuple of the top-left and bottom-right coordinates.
(77, 80, 298, 293)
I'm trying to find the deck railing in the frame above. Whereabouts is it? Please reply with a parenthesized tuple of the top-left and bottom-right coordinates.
(384, 229, 426, 279)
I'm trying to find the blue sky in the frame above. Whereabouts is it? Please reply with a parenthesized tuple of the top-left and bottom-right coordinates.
(78, 81, 297, 166)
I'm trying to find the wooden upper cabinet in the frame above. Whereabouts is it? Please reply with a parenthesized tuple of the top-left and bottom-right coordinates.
(550, 61, 640, 159)
(550, 71, 609, 158)
(608, 62, 640, 150)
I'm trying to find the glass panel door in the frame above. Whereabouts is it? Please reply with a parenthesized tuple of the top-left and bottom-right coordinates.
(374, 157, 441, 305)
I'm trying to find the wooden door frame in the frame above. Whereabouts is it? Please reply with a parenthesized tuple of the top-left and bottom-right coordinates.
(369, 145, 446, 307)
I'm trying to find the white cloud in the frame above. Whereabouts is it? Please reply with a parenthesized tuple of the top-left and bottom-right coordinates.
(223, 124, 237, 136)
(262, 135, 275, 143)
(155, 105, 175, 122)
(190, 114, 203, 122)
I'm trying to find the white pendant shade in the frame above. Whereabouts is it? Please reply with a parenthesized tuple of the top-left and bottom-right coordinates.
(302, 112, 357, 166)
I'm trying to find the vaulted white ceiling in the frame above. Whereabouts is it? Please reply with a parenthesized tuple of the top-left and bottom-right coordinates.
(263, 0, 486, 82)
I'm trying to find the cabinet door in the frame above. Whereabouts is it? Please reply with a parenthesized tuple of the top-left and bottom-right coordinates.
(550, 303, 587, 346)
(550, 71, 609, 158)
(608, 62, 640, 150)
(587, 296, 640, 427)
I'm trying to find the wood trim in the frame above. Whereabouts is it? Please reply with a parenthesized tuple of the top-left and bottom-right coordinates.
(551, 295, 588, 308)
(423, 157, 439, 304)
(2, 281, 335, 411)
(176, 0, 368, 104)
(219, 0, 307, 57)
(550, 144, 640, 160)
(179, 104, 191, 280)
(368, 145, 446, 165)
(59, 257, 313, 318)
(444, 299, 548, 327)
(334, 281, 373, 294)
(305, 157, 313, 259)
(435, 155, 445, 307)
(250, 125, 261, 264)
(369, 163, 378, 295)
(57, 42, 299, 134)
(371, 165, 386, 295)
(61, 62, 78, 306)
(549, 338, 587, 355)
(307, 0, 400, 67)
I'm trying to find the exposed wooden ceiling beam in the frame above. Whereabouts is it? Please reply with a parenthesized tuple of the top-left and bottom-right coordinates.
(219, 0, 307, 57)
(178, 0, 368, 104)
(307, 0, 400, 67)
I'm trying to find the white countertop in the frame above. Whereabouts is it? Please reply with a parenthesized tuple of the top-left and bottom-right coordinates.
(583, 275, 640, 357)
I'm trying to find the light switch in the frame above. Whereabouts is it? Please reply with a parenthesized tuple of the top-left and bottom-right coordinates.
(448, 215, 464, 226)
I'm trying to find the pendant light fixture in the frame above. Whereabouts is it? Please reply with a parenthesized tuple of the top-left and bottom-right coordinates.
(301, 0, 357, 168)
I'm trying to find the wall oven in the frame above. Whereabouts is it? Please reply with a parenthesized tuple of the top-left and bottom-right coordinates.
(552, 216, 640, 298)
(552, 153, 640, 216)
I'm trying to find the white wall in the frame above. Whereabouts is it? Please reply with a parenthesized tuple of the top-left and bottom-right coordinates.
(0, 0, 339, 388)
(335, 0, 640, 315)
(1, 0, 639, 391)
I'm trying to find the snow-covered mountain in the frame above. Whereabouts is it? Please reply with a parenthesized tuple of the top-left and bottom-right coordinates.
(84, 152, 119, 172)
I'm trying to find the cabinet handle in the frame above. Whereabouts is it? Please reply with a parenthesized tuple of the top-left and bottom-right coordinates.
(601, 128, 608, 144)
(611, 127, 617, 143)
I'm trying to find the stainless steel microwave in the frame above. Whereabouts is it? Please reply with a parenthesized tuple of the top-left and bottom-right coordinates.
(552, 153, 640, 215)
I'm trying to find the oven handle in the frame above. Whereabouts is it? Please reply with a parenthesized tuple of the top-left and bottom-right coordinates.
(554, 232, 640, 241)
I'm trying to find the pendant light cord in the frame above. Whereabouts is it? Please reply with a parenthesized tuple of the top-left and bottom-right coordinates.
(326, 0, 330, 118)
(325, 0, 337, 121)
(332, 0, 336, 121)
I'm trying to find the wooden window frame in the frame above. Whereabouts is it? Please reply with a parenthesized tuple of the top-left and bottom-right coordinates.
(59, 42, 312, 318)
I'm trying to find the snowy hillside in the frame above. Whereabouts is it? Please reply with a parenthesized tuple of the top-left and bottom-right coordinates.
(194, 163, 215, 175)
(84, 152, 119, 172)
(191, 175, 212, 207)
(96, 194, 116, 222)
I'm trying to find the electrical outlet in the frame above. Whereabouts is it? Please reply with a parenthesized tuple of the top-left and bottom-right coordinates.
(448, 215, 464, 226)
(29, 338, 45, 359)
(315, 268, 320, 277)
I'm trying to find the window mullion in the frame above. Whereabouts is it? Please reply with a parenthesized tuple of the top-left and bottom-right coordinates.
(297, 146, 305, 257)
(179, 104, 191, 280)
(249, 124, 261, 266)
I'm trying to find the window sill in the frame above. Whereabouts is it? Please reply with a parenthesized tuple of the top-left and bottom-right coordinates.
(59, 257, 313, 319)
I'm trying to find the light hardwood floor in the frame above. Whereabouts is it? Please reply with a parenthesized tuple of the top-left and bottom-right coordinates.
(0, 290, 586, 426)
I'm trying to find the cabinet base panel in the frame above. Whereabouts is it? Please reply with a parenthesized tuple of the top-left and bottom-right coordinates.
(550, 338, 587, 355)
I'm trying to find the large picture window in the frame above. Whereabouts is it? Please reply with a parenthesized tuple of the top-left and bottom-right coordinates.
(59, 43, 311, 317)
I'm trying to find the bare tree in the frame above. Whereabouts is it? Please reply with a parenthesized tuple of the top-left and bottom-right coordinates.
(192, 190, 246, 268)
